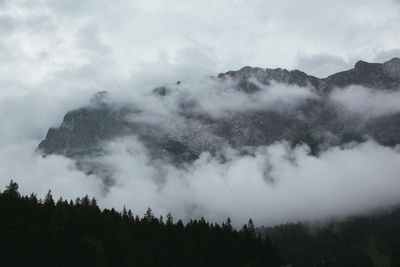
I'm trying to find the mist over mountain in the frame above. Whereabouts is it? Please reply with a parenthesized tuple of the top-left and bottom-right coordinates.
(39, 58, 400, 171)
(28, 58, 400, 226)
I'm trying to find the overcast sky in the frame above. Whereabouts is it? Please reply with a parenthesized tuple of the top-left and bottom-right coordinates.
(1, 0, 400, 86)
(1, 0, 400, 226)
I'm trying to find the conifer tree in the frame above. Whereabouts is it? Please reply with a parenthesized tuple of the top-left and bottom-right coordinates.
(4, 179, 19, 197)
(44, 190, 55, 206)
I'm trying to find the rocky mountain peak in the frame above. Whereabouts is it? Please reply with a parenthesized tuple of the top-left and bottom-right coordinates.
(38, 58, 400, 169)
(321, 57, 400, 91)
(353, 60, 381, 71)
(383, 57, 400, 80)
(217, 66, 319, 93)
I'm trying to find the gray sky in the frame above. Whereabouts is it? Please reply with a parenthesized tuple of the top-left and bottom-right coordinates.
(1, 0, 400, 226)
(0, 0, 399, 85)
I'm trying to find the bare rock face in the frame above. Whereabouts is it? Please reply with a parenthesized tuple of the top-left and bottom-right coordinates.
(383, 57, 400, 80)
(38, 58, 400, 166)
(321, 58, 400, 91)
(38, 105, 198, 165)
(38, 104, 132, 157)
(217, 67, 320, 93)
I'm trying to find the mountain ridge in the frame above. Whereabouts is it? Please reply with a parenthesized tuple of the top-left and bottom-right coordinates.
(38, 58, 400, 179)
(216, 57, 400, 92)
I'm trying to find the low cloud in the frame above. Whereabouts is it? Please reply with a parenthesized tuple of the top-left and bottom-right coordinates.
(3, 133, 400, 228)
(1, 69, 400, 227)
(0, 140, 103, 201)
(150, 78, 316, 119)
(94, 138, 400, 226)
(330, 85, 400, 118)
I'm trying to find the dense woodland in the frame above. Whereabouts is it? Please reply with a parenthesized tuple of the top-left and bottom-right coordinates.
(0, 180, 283, 267)
(2, 180, 400, 267)
(262, 208, 400, 267)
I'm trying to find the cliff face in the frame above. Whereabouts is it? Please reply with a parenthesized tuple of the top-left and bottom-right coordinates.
(216, 57, 400, 92)
(321, 58, 400, 91)
(38, 58, 400, 164)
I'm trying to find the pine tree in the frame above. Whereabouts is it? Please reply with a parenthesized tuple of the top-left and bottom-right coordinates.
(4, 179, 19, 197)
(44, 190, 55, 206)
(29, 193, 38, 203)
(225, 217, 233, 230)
(122, 205, 128, 217)
(144, 207, 154, 222)
(90, 197, 98, 208)
(81, 195, 90, 206)
(166, 212, 174, 226)
(127, 209, 133, 219)
(247, 218, 255, 235)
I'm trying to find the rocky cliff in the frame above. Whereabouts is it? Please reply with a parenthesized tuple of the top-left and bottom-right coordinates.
(38, 58, 400, 166)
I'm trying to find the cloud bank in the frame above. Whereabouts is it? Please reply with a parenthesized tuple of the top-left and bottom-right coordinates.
(2, 134, 400, 227)
(1, 81, 400, 227)
(330, 85, 400, 118)
(96, 138, 400, 227)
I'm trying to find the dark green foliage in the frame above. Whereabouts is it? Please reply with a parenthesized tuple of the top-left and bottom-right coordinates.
(0, 181, 283, 267)
(261, 208, 400, 267)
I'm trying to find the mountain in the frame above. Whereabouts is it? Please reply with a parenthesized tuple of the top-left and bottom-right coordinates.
(38, 58, 400, 176)
(216, 57, 400, 92)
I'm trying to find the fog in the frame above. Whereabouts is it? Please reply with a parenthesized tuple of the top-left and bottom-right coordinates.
(2, 129, 400, 227)
(95, 138, 400, 227)
(1, 79, 400, 227)
(1, 0, 400, 227)
(108, 77, 318, 121)
(330, 85, 400, 118)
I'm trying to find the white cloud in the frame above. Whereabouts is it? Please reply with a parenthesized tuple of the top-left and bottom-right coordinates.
(330, 85, 400, 118)
(0, 140, 103, 201)
(153, 78, 317, 118)
(32, 138, 400, 227)
(1, 0, 400, 86)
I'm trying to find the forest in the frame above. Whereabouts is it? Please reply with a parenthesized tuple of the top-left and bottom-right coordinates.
(0, 180, 283, 267)
(262, 206, 400, 267)
(2, 179, 400, 267)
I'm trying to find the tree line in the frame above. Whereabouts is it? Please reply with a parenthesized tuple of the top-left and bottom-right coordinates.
(261, 207, 400, 267)
(0, 180, 283, 267)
